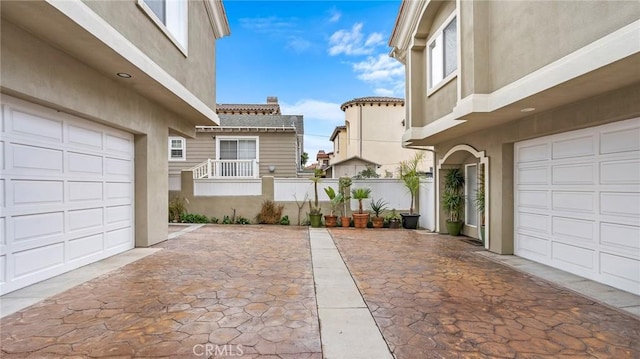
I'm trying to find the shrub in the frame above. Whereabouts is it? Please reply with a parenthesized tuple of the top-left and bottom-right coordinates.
(168, 197, 186, 222)
(256, 200, 284, 224)
(280, 215, 290, 225)
(222, 215, 232, 224)
(235, 216, 250, 225)
(180, 213, 209, 223)
(210, 217, 219, 224)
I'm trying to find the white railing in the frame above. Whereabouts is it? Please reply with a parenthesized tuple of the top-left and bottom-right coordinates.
(190, 159, 259, 179)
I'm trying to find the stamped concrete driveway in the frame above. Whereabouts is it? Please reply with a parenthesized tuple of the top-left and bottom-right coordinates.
(330, 229, 640, 358)
(1, 226, 320, 358)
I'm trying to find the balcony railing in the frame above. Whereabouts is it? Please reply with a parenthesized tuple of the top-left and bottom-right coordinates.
(190, 159, 259, 179)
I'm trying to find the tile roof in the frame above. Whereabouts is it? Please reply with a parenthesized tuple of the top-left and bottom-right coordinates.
(340, 96, 404, 111)
(197, 114, 304, 134)
(216, 103, 281, 115)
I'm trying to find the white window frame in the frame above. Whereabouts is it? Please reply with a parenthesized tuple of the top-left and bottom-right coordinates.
(137, 0, 188, 56)
(464, 163, 478, 228)
(215, 136, 260, 162)
(168, 136, 186, 161)
(427, 13, 458, 96)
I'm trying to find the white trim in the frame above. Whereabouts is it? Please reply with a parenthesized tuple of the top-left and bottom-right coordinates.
(45, 0, 220, 126)
(426, 12, 457, 92)
(203, 0, 231, 39)
(168, 136, 186, 161)
(137, 0, 188, 57)
(437, 144, 490, 249)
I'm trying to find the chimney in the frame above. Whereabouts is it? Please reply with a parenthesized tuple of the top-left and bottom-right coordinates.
(266, 96, 278, 104)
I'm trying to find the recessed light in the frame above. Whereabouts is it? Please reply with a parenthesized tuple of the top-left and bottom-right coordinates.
(520, 107, 535, 112)
(117, 72, 132, 78)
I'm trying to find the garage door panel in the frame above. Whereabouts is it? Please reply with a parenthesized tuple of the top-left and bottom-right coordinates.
(552, 163, 595, 185)
(518, 166, 548, 185)
(14, 242, 64, 278)
(0, 255, 5, 283)
(600, 222, 640, 257)
(11, 110, 63, 143)
(552, 216, 595, 243)
(13, 180, 64, 205)
(0, 141, 5, 170)
(600, 192, 640, 217)
(12, 144, 63, 173)
(0, 96, 134, 295)
(552, 135, 595, 159)
(600, 159, 640, 184)
(516, 118, 640, 295)
(68, 234, 104, 261)
(68, 152, 103, 175)
(68, 181, 103, 202)
(13, 212, 64, 242)
(518, 190, 548, 209)
(68, 125, 103, 150)
(552, 191, 595, 214)
(600, 127, 640, 154)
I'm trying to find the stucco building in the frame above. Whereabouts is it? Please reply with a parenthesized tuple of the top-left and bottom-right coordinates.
(389, 0, 639, 294)
(0, 0, 229, 294)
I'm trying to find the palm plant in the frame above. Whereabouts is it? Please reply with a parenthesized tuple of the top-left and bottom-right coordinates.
(338, 177, 352, 216)
(369, 198, 388, 218)
(351, 188, 372, 214)
(324, 186, 342, 216)
(398, 152, 425, 214)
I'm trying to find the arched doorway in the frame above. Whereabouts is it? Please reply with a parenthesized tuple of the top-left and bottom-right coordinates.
(437, 145, 489, 249)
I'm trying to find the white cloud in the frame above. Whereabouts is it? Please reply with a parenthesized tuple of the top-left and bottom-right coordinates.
(328, 8, 342, 23)
(304, 135, 334, 159)
(352, 54, 406, 97)
(328, 23, 383, 56)
(280, 99, 344, 123)
(240, 17, 298, 35)
(287, 37, 312, 52)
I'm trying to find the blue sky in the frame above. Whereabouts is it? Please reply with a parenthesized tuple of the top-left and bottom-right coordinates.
(216, 0, 404, 162)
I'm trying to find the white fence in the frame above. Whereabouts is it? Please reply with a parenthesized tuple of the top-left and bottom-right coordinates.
(419, 178, 435, 231)
(274, 178, 339, 202)
(194, 179, 262, 196)
(191, 159, 259, 179)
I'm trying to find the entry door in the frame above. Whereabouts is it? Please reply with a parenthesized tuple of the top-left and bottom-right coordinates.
(514, 118, 640, 295)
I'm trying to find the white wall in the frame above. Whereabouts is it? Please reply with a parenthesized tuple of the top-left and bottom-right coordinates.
(274, 178, 340, 202)
(350, 179, 410, 211)
(194, 179, 262, 196)
(419, 178, 436, 231)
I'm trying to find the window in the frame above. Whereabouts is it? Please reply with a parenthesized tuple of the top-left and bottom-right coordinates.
(465, 164, 478, 227)
(138, 0, 188, 53)
(168, 137, 186, 161)
(216, 136, 259, 177)
(428, 16, 457, 90)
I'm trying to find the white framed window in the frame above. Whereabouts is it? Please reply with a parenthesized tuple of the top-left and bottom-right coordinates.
(216, 136, 259, 161)
(138, 0, 188, 55)
(168, 136, 186, 161)
(428, 15, 457, 92)
(465, 163, 478, 227)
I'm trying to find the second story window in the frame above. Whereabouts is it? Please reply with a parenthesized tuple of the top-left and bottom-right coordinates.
(428, 16, 457, 90)
(139, 0, 188, 54)
(168, 137, 186, 161)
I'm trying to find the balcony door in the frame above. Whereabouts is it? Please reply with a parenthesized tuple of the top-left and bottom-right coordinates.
(217, 136, 258, 177)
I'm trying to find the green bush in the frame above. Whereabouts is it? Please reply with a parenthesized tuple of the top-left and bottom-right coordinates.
(222, 215, 232, 224)
(210, 217, 219, 224)
(235, 216, 250, 225)
(180, 213, 209, 223)
(280, 215, 290, 225)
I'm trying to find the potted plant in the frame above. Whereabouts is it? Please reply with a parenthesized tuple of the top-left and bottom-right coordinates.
(351, 187, 371, 228)
(338, 177, 352, 228)
(475, 164, 486, 244)
(386, 209, 401, 229)
(370, 198, 388, 228)
(308, 171, 323, 228)
(323, 186, 341, 227)
(442, 168, 465, 236)
(398, 152, 425, 229)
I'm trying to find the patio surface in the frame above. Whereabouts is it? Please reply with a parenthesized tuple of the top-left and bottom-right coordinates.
(1, 225, 639, 358)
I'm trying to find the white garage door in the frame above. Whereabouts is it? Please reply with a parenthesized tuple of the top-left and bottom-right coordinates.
(515, 118, 640, 295)
(0, 96, 134, 295)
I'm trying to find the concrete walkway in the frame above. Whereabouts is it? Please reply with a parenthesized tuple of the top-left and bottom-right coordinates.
(308, 228, 392, 359)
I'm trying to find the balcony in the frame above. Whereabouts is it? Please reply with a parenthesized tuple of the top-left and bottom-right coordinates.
(190, 159, 259, 179)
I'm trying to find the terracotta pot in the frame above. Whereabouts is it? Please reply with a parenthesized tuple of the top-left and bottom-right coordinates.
(352, 213, 370, 228)
(324, 215, 337, 227)
(340, 216, 351, 228)
(372, 217, 384, 228)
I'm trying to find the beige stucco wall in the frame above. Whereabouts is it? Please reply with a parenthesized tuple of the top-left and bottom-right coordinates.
(331, 129, 348, 164)
(1, 18, 198, 247)
(342, 103, 433, 176)
(486, 1, 639, 92)
(435, 83, 640, 254)
(169, 131, 299, 178)
(83, 0, 218, 109)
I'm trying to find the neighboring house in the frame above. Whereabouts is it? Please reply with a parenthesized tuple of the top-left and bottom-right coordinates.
(389, 0, 639, 295)
(328, 96, 432, 178)
(0, 0, 229, 295)
(169, 113, 304, 190)
(316, 150, 331, 171)
(217, 96, 281, 115)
